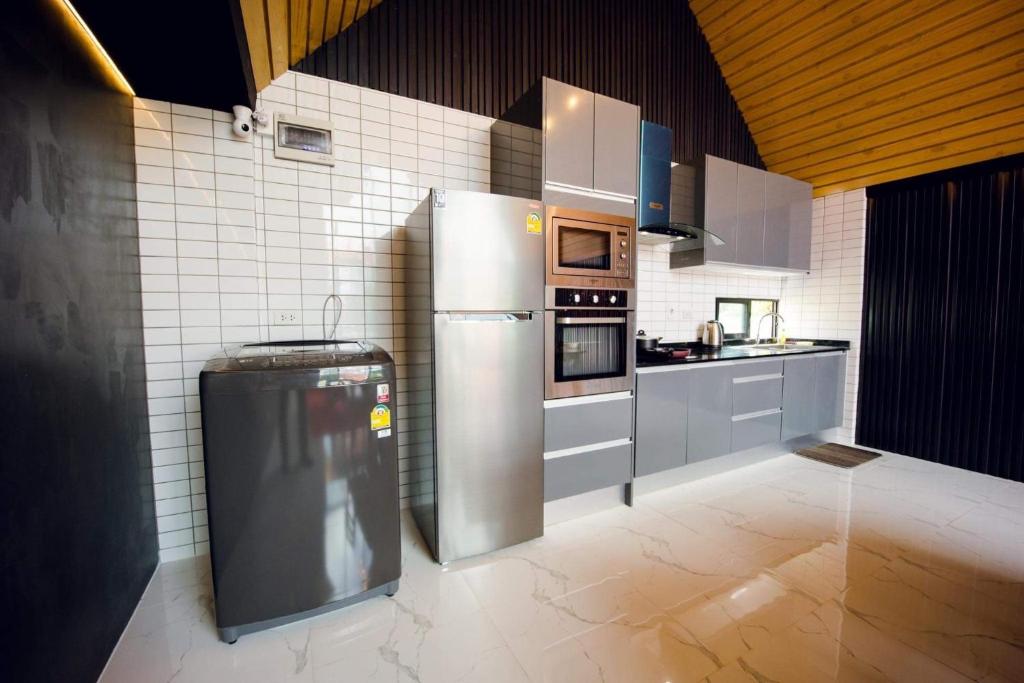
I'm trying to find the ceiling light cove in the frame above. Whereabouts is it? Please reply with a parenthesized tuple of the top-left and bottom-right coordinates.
(52, 0, 134, 95)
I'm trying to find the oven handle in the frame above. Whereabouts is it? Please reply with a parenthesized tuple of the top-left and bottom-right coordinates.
(555, 317, 626, 325)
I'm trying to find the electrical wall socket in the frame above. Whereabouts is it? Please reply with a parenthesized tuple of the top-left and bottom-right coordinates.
(271, 310, 300, 325)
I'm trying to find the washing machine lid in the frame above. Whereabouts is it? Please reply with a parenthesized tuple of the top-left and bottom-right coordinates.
(204, 340, 391, 373)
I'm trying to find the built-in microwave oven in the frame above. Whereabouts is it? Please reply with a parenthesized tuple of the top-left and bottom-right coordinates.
(546, 205, 636, 290)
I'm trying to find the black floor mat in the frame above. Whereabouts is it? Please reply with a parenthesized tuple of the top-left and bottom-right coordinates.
(795, 442, 882, 468)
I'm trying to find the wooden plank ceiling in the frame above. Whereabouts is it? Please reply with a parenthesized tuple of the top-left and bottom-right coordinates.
(690, 0, 1024, 195)
(238, 0, 382, 92)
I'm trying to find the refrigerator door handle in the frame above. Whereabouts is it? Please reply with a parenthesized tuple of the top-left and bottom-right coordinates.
(443, 312, 535, 322)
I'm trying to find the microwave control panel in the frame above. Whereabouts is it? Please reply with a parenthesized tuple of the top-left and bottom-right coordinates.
(614, 230, 631, 278)
(554, 288, 628, 308)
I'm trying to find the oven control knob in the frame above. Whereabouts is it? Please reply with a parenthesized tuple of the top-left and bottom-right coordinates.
(592, 294, 600, 304)
(620, 240, 627, 247)
(609, 295, 617, 304)
(619, 253, 627, 260)
(573, 293, 581, 303)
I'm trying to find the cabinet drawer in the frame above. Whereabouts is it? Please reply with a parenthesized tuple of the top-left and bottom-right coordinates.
(732, 359, 783, 378)
(733, 376, 783, 415)
(544, 443, 632, 502)
(731, 411, 782, 452)
(544, 394, 633, 452)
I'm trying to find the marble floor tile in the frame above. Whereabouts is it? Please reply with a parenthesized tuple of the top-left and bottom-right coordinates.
(102, 451, 1024, 682)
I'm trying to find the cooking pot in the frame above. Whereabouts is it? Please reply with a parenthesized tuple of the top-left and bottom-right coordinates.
(636, 330, 662, 352)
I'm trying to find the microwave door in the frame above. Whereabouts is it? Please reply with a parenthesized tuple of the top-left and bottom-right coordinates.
(557, 225, 612, 272)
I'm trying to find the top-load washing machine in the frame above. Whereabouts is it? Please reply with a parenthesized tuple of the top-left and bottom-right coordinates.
(199, 340, 400, 643)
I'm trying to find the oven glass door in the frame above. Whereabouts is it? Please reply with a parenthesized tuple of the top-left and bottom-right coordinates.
(553, 311, 627, 383)
(556, 224, 613, 272)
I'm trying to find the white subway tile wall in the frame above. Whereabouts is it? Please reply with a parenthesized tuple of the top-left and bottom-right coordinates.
(134, 71, 496, 562)
(780, 189, 866, 442)
(135, 70, 867, 562)
(635, 251, 784, 342)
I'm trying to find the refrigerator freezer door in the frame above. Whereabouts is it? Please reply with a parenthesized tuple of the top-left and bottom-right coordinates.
(431, 189, 545, 312)
(433, 312, 544, 562)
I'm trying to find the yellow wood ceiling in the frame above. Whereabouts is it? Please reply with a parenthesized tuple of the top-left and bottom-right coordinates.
(239, 0, 382, 92)
(690, 0, 1024, 195)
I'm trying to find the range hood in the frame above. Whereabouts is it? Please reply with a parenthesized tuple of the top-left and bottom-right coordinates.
(637, 121, 724, 249)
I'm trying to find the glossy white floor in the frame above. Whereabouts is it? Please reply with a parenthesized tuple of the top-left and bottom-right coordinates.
(102, 450, 1024, 682)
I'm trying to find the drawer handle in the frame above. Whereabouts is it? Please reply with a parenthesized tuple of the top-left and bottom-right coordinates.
(543, 437, 632, 460)
(733, 373, 783, 384)
(731, 408, 782, 422)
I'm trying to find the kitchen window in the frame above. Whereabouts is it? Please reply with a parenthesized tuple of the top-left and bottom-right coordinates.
(715, 297, 779, 340)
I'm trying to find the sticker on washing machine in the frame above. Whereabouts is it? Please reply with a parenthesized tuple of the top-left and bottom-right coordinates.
(377, 429, 391, 439)
(370, 404, 391, 431)
(377, 383, 390, 403)
(526, 211, 542, 234)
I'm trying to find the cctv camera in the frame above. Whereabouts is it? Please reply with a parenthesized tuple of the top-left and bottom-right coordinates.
(232, 105, 253, 139)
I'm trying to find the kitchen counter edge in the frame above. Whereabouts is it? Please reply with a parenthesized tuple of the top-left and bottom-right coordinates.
(636, 340, 850, 370)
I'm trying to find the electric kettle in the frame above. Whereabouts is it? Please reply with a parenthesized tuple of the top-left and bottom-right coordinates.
(703, 320, 725, 348)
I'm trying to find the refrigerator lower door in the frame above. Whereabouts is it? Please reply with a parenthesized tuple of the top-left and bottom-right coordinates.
(433, 312, 544, 562)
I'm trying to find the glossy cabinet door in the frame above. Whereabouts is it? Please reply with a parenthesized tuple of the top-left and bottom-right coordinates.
(781, 355, 817, 439)
(634, 370, 688, 476)
(815, 353, 846, 431)
(686, 364, 733, 462)
(763, 171, 791, 269)
(736, 164, 766, 265)
(787, 176, 813, 272)
(703, 155, 739, 263)
(594, 94, 640, 198)
(543, 79, 595, 190)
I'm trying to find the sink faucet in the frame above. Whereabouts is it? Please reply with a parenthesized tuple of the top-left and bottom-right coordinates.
(754, 312, 786, 345)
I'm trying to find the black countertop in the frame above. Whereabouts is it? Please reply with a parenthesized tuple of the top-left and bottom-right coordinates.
(636, 338, 850, 368)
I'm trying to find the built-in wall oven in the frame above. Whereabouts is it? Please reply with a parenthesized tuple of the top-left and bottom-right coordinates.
(544, 205, 636, 399)
(545, 288, 634, 399)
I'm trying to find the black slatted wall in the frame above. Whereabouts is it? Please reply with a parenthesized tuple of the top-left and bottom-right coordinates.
(858, 155, 1024, 481)
(294, 0, 762, 167)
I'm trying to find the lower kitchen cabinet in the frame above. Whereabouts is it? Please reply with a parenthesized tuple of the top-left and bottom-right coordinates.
(782, 352, 847, 437)
(634, 351, 848, 477)
(545, 443, 632, 502)
(634, 369, 689, 476)
(781, 355, 817, 439)
(731, 410, 782, 451)
(686, 364, 733, 463)
(815, 352, 846, 431)
(543, 392, 634, 502)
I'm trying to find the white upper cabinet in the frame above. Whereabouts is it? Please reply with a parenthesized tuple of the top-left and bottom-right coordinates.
(703, 157, 812, 273)
(543, 79, 595, 191)
(786, 175, 813, 272)
(736, 164, 766, 266)
(543, 78, 639, 199)
(593, 93, 639, 198)
(763, 171, 791, 269)
(703, 155, 739, 263)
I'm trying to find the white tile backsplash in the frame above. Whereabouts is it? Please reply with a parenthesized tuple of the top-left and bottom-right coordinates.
(135, 72, 496, 562)
(635, 250, 784, 342)
(136, 71, 869, 563)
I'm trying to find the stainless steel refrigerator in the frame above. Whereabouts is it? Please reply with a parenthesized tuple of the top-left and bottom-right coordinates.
(410, 188, 545, 563)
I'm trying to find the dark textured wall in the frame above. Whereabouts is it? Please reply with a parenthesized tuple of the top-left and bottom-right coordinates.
(0, 4, 156, 682)
(294, 0, 763, 167)
(858, 154, 1024, 481)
